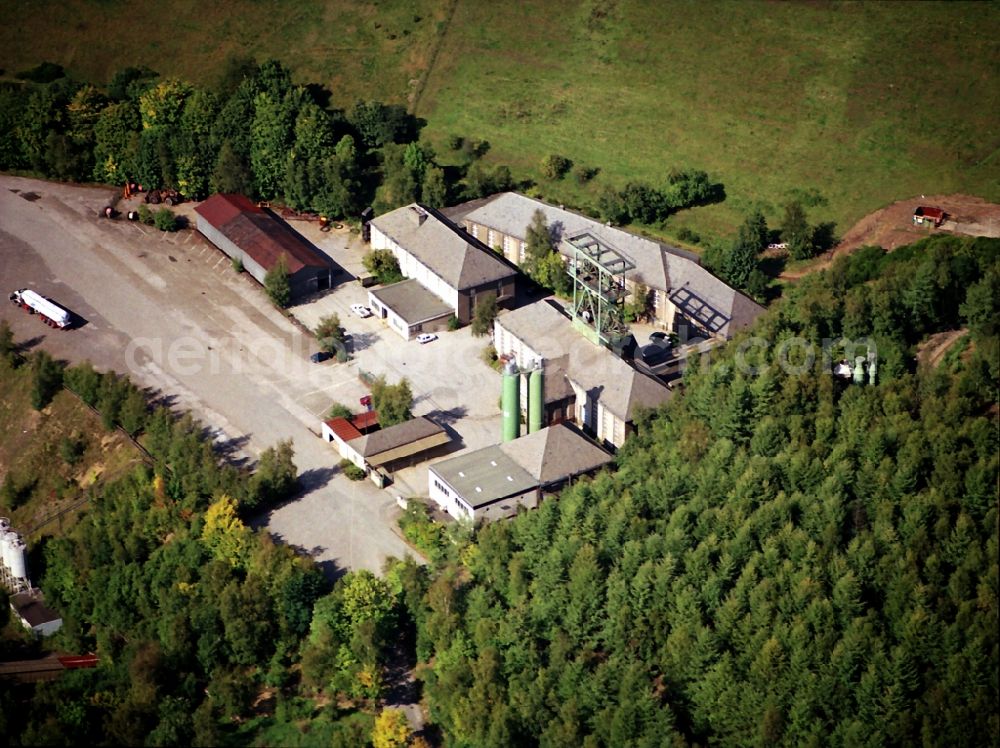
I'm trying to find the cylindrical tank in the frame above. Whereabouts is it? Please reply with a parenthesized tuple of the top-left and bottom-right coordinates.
(7, 534, 27, 580)
(853, 356, 866, 384)
(868, 357, 877, 387)
(502, 360, 520, 442)
(0, 530, 12, 570)
(528, 362, 544, 434)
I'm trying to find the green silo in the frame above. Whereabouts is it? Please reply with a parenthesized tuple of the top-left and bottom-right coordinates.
(853, 356, 866, 384)
(502, 360, 520, 442)
(528, 362, 544, 434)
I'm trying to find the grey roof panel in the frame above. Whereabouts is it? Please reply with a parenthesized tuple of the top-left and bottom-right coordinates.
(370, 204, 516, 290)
(459, 192, 765, 337)
(370, 279, 453, 325)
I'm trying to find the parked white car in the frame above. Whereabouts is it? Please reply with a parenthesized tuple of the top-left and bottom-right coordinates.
(351, 304, 372, 318)
(416, 333, 437, 344)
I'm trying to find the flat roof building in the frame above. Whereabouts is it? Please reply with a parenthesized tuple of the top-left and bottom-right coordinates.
(194, 194, 339, 301)
(428, 423, 613, 522)
(368, 279, 454, 340)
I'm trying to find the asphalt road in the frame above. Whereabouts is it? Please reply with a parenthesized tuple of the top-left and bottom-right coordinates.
(0, 175, 414, 576)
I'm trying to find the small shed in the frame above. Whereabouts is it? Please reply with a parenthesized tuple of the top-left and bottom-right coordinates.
(10, 591, 62, 637)
(913, 206, 946, 227)
(323, 413, 450, 475)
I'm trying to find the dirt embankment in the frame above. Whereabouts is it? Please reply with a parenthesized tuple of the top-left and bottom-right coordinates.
(779, 194, 1000, 280)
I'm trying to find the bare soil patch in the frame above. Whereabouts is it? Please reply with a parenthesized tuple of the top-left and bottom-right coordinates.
(780, 194, 1000, 280)
(917, 329, 969, 369)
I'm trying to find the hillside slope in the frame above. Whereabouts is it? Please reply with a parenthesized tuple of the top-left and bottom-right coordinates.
(1, 1, 997, 241)
(406, 234, 1000, 746)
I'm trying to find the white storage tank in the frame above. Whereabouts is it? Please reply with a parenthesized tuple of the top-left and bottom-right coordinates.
(6, 534, 27, 580)
(0, 530, 12, 570)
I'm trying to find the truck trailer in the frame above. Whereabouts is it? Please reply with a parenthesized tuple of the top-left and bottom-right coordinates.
(9, 289, 72, 329)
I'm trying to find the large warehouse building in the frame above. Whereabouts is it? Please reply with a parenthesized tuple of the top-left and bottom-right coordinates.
(194, 194, 339, 302)
(445, 192, 765, 339)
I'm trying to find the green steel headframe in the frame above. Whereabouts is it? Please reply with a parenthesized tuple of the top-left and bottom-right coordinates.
(567, 232, 635, 347)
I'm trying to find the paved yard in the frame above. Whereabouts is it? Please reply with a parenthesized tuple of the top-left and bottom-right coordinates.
(285, 228, 504, 500)
(0, 176, 415, 575)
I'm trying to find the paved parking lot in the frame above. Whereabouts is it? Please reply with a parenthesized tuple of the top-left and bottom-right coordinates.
(0, 176, 426, 575)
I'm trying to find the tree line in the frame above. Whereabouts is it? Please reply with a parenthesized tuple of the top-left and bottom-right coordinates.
(0, 58, 517, 221)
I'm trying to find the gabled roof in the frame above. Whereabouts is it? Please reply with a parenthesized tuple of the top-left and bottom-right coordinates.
(499, 423, 613, 485)
(324, 417, 363, 443)
(351, 416, 448, 460)
(10, 592, 61, 628)
(195, 194, 332, 274)
(453, 192, 765, 338)
(370, 204, 517, 290)
(496, 301, 672, 422)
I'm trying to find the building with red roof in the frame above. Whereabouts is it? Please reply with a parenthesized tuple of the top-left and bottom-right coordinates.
(913, 206, 947, 227)
(194, 194, 339, 301)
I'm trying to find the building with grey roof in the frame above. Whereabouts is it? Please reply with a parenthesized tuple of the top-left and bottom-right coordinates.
(324, 413, 450, 486)
(368, 279, 454, 340)
(428, 423, 613, 521)
(493, 300, 672, 448)
(9, 590, 62, 637)
(448, 192, 764, 338)
(369, 204, 518, 324)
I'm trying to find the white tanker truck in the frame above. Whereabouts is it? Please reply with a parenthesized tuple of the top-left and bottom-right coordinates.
(9, 289, 73, 329)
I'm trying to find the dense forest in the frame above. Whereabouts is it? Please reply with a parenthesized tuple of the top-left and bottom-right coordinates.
(1, 187, 997, 741)
(397, 234, 999, 746)
(0, 349, 424, 745)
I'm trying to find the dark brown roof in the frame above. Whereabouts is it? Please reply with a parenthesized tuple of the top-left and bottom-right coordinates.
(352, 416, 447, 458)
(195, 194, 331, 274)
(10, 592, 61, 628)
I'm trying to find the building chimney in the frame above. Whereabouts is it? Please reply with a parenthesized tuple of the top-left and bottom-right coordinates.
(408, 206, 427, 226)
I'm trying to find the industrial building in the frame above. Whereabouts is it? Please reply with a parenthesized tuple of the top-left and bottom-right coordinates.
(445, 192, 765, 339)
(368, 204, 518, 325)
(428, 423, 612, 521)
(367, 279, 454, 340)
(194, 194, 339, 301)
(322, 412, 450, 484)
(494, 300, 672, 449)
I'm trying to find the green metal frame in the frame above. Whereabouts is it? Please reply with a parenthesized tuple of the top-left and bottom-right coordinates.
(567, 232, 635, 348)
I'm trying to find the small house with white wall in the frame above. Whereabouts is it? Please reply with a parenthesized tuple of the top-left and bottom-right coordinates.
(493, 300, 672, 449)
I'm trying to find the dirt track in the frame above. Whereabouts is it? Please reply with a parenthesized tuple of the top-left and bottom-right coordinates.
(779, 194, 1000, 280)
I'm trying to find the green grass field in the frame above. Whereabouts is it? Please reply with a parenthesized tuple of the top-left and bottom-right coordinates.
(2, 0, 997, 242)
